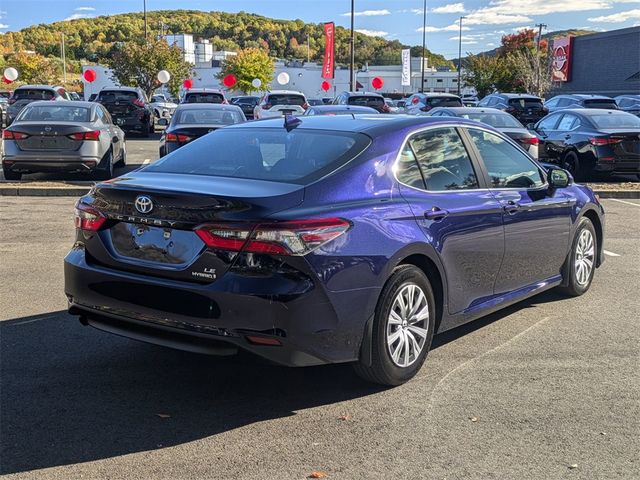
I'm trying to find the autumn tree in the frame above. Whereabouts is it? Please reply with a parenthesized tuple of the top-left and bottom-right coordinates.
(6, 51, 60, 84)
(462, 54, 509, 98)
(217, 48, 274, 94)
(109, 38, 193, 98)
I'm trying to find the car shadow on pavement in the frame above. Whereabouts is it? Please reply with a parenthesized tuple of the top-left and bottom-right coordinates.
(0, 290, 563, 475)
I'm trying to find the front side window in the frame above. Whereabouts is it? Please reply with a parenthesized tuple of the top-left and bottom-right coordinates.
(467, 129, 544, 189)
(408, 128, 479, 191)
(537, 114, 561, 131)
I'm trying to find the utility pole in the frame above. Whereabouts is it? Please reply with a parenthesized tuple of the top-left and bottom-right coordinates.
(421, 0, 427, 93)
(535, 23, 547, 96)
(457, 16, 465, 96)
(61, 33, 67, 83)
(307, 33, 310, 64)
(349, 0, 355, 91)
(143, 0, 148, 42)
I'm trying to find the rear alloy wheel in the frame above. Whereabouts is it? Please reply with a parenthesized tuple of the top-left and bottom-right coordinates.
(558, 217, 597, 297)
(353, 265, 435, 386)
(2, 168, 22, 181)
(562, 151, 585, 182)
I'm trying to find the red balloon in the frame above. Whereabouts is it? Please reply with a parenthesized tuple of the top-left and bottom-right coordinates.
(2, 76, 12, 84)
(321, 81, 331, 92)
(223, 74, 237, 88)
(371, 77, 384, 90)
(83, 69, 97, 83)
(183, 79, 193, 89)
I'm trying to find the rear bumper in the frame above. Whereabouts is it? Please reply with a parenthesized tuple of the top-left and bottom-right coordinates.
(64, 245, 375, 366)
(594, 158, 640, 174)
(2, 153, 101, 173)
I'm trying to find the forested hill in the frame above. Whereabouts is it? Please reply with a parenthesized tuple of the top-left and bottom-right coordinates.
(0, 10, 454, 68)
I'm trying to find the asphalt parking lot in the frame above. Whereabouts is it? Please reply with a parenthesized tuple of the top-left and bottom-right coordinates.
(0, 197, 638, 480)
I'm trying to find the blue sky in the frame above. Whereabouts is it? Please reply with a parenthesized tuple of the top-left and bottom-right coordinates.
(1, 0, 638, 58)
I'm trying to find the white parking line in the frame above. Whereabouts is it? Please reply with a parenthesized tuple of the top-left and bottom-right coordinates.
(609, 199, 640, 207)
(143, 158, 151, 165)
(603, 250, 621, 257)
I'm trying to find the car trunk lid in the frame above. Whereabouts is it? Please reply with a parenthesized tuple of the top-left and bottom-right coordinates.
(9, 122, 89, 151)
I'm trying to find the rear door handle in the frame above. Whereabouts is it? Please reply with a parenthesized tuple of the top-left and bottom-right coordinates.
(424, 207, 449, 221)
(502, 200, 521, 214)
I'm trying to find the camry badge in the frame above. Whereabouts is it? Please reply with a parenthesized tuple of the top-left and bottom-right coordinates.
(134, 195, 153, 214)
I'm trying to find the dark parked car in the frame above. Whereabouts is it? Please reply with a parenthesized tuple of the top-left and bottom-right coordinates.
(332, 91, 390, 113)
(532, 108, 640, 180)
(404, 93, 463, 115)
(95, 88, 153, 137)
(65, 115, 604, 386)
(614, 95, 640, 117)
(478, 93, 548, 125)
(230, 95, 260, 119)
(5, 85, 69, 126)
(427, 107, 539, 158)
(303, 105, 379, 116)
(2, 101, 126, 180)
(307, 98, 325, 106)
(181, 88, 227, 105)
(544, 94, 618, 113)
(158, 103, 245, 157)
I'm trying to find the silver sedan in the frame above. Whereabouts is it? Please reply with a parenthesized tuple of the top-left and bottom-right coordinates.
(1, 101, 126, 180)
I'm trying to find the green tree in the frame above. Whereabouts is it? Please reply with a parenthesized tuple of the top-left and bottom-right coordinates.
(7, 51, 60, 84)
(217, 48, 274, 94)
(108, 38, 193, 98)
(462, 54, 508, 98)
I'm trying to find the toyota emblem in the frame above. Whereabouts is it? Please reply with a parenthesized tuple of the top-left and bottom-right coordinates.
(134, 195, 153, 214)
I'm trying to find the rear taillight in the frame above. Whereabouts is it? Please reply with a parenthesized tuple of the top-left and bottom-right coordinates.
(133, 99, 145, 108)
(590, 137, 622, 146)
(166, 133, 191, 143)
(262, 103, 272, 110)
(195, 218, 351, 256)
(74, 203, 106, 231)
(2, 130, 29, 140)
(68, 131, 101, 141)
(521, 136, 539, 146)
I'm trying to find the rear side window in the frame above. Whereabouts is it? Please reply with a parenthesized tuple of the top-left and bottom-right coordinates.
(467, 129, 544, 189)
(13, 89, 55, 101)
(427, 97, 462, 108)
(348, 96, 384, 108)
(395, 144, 425, 189)
(98, 91, 138, 103)
(408, 128, 479, 191)
(145, 128, 370, 184)
(508, 98, 543, 110)
(583, 99, 618, 109)
(267, 94, 305, 106)
(185, 93, 224, 104)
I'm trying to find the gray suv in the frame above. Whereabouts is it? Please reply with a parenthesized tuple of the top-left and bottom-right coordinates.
(5, 85, 69, 126)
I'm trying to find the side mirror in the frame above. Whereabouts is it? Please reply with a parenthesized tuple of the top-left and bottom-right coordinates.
(157, 118, 169, 126)
(548, 168, 570, 189)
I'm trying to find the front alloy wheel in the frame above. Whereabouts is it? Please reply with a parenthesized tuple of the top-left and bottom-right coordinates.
(558, 217, 597, 296)
(574, 229, 595, 286)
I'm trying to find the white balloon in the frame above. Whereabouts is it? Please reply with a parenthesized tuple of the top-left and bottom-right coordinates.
(251, 78, 262, 88)
(157, 70, 171, 84)
(276, 72, 290, 85)
(4, 67, 18, 82)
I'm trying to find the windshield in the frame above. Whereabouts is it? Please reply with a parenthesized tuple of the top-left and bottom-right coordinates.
(184, 93, 224, 104)
(145, 128, 371, 184)
(174, 108, 244, 125)
(348, 96, 384, 107)
(462, 112, 523, 128)
(584, 99, 618, 109)
(267, 94, 306, 106)
(13, 89, 55, 101)
(98, 91, 138, 103)
(590, 114, 640, 129)
(17, 105, 91, 122)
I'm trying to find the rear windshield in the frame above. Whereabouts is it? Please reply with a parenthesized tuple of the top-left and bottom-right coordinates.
(98, 91, 138, 103)
(584, 99, 618, 109)
(13, 89, 55, 101)
(508, 98, 543, 109)
(17, 105, 91, 122)
(267, 94, 305, 106)
(589, 114, 640, 129)
(427, 97, 463, 107)
(174, 108, 244, 125)
(348, 96, 384, 107)
(184, 93, 224, 104)
(145, 128, 371, 184)
(462, 112, 523, 128)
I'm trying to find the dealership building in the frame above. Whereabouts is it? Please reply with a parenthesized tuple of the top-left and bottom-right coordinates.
(549, 26, 640, 97)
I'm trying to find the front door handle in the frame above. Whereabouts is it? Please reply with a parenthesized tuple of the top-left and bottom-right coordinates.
(502, 200, 521, 214)
(425, 207, 449, 221)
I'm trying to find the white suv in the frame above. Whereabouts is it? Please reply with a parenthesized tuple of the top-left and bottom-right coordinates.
(253, 90, 308, 119)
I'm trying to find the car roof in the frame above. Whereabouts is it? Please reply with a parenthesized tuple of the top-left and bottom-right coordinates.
(100, 87, 138, 92)
(175, 103, 242, 111)
(225, 114, 488, 136)
(341, 91, 384, 97)
(14, 84, 61, 90)
(310, 105, 378, 112)
(414, 92, 460, 98)
(432, 107, 507, 114)
(23, 100, 96, 108)
(561, 94, 614, 100)
(185, 88, 224, 93)
(496, 93, 541, 99)
(556, 108, 629, 116)
(266, 90, 306, 96)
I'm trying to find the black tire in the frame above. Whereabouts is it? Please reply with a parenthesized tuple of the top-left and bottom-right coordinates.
(3, 168, 22, 181)
(94, 149, 114, 180)
(558, 217, 597, 297)
(115, 142, 126, 167)
(561, 151, 586, 182)
(353, 265, 436, 386)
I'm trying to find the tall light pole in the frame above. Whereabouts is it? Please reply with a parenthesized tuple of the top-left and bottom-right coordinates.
(457, 16, 465, 96)
(535, 23, 547, 95)
(61, 33, 67, 83)
(420, 0, 427, 93)
(143, 0, 148, 42)
(349, 0, 355, 91)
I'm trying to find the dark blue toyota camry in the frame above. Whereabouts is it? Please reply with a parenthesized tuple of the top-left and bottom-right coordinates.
(64, 115, 605, 385)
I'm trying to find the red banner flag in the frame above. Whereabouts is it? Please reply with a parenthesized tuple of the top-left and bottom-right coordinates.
(322, 22, 335, 79)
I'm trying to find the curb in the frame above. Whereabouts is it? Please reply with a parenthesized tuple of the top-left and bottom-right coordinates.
(592, 190, 640, 199)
